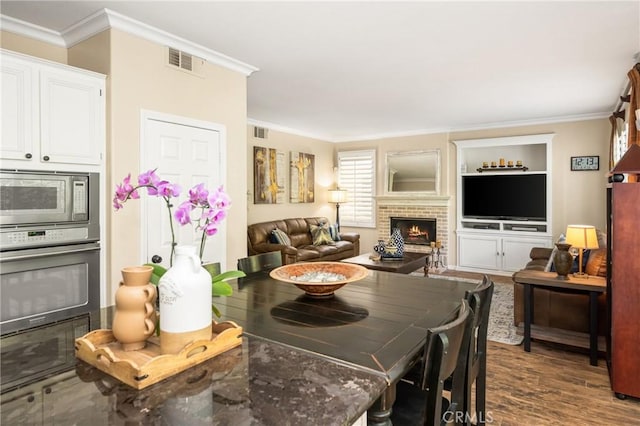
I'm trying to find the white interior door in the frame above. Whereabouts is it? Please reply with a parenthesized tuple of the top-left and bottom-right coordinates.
(141, 113, 226, 267)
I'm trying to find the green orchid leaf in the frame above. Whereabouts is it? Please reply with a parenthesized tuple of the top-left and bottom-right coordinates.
(212, 280, 233, 296)
(211, 304, 222, 318)
(144, 263, 167, 285)
(211, 270, 246, 283)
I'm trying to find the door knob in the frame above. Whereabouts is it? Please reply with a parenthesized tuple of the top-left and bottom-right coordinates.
(151, 255, 162, 264)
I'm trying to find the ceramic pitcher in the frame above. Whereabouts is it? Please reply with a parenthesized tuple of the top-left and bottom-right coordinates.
(158, 245, 212, 354)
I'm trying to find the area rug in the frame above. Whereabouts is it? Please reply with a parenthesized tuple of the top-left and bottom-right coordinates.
(410, 272, 524, 345)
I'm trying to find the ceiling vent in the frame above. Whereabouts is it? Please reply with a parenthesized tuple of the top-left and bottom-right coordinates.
(254, 126, 269, 139)
(166, 47, 203, 76)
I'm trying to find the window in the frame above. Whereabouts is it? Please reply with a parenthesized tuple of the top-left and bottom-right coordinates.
(337, 149, 376, 228)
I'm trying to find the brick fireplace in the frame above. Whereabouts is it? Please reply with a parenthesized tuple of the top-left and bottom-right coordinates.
(376, 196, 450, 262)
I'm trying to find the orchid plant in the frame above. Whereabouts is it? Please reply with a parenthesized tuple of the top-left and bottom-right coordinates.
(113, 169, 244, 315)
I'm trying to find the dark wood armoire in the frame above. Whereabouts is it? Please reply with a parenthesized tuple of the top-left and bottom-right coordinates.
(607, 171, 640, 399)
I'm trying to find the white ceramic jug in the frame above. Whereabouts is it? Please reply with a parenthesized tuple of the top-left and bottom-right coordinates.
(158, 245, 212, 354)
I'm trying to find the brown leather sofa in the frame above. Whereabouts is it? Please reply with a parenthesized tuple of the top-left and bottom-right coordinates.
(247, 217, 360, 264)
(513, 231, 608, 337)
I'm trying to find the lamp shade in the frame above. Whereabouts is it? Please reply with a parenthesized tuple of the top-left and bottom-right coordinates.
(565, 225, 599, 249)
(328, 189, 348, 203)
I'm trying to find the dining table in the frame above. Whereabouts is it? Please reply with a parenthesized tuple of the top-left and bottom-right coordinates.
(217, 268, 477, 424)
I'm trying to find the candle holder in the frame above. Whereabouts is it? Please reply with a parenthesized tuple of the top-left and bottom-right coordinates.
(425, 243, 445, 276)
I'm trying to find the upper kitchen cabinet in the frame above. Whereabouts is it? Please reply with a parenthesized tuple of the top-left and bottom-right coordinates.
(1, 50, 105, 171)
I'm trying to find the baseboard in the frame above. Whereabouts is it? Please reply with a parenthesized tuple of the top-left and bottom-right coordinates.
(515, 323, 606, 352)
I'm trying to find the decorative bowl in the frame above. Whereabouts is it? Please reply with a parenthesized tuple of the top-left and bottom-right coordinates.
(269, 262, 369, 298)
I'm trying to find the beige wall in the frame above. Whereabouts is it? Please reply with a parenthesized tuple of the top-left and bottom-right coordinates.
(3, 30, 248, 305)
(1, 30, 67, 63)
(103, 29, 248, 303)
(247, 128, 335, 227)
(336, 118, 610, 265)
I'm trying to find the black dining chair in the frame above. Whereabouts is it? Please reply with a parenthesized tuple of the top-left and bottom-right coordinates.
(458, 275, 494, 425)
(391, 298, 473, 426)
(237, 251, 282, 274)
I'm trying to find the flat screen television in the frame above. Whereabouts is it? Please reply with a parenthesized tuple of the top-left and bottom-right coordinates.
(462, 173, 547, 221)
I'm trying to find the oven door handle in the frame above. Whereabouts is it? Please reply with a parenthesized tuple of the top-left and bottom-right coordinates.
(0, 244, 100, 261)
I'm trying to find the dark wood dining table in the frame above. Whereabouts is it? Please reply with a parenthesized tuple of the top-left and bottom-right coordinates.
(217, 269, 476, 424)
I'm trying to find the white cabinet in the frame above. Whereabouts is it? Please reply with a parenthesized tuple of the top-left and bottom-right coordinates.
(453, 134, 554, 274)
(1, 49, 105, 170)
(458, 233, 552, 273)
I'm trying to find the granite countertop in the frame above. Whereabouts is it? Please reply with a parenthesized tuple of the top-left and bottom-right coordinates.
(1, 313, 387, 425)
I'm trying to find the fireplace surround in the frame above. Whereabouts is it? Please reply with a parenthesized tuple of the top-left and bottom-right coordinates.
(390, 217, 437, 246)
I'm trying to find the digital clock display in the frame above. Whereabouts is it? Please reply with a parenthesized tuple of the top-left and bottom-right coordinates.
(571, 156, 599, 171)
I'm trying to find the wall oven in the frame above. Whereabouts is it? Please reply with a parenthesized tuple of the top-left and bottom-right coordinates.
(0, 169, 100, 336)
(0, 243, 100, 335)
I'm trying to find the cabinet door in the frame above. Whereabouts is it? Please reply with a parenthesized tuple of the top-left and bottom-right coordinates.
(458, 234, 500, 270)
(42, 372, 110, 425)
(1, 388, 43, 426)
(502, 237, 551, 272)
(39, 67, 103, 165)
(1, 56, 36, 162)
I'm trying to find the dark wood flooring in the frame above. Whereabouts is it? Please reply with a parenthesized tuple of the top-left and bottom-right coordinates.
(428, 269, 640, 425)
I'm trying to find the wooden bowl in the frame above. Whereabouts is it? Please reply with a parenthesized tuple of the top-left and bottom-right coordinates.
(269, 262, 369, 298)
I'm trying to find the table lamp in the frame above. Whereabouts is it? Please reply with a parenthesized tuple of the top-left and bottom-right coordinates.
(328, 188, 348, 231)
(565, 225, 599, 277)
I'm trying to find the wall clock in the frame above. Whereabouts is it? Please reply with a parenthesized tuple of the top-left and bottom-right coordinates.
(571, 156, 599, 171)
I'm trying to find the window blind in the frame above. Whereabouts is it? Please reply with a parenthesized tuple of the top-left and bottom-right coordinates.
(337, 149, 376, 228)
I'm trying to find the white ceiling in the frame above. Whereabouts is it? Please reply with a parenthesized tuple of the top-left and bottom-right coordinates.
(1, 1, 638, 142)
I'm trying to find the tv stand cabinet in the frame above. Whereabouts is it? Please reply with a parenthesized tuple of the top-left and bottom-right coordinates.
(453, 134, 553, 274)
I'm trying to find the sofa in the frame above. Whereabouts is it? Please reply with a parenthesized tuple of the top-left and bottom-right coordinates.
(247, 217, 360, 264)
(513, 230, 608, 338)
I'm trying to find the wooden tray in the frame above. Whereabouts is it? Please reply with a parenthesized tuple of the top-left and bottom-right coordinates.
(75, 321, 243, 389)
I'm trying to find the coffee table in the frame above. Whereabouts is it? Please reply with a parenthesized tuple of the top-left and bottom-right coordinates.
(341, 251, 428, 275)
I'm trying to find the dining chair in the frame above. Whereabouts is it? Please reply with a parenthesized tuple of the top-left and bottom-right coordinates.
(237, 251, 283, 274)
(391, 298, 473, 426)
(458, 275, 494, 425)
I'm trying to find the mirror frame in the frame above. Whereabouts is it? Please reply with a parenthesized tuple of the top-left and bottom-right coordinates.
(384, 149, 441, 195)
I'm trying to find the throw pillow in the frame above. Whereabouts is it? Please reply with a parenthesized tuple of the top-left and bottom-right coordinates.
(544, 233, 565, 272)
(270, 229, 291, 246)
(585, 248, 607, 277)
(328, 223, 341, 241)
(310, 224, 335, 246)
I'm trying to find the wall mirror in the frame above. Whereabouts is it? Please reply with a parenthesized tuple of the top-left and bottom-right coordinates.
(385, 150, 440, 195)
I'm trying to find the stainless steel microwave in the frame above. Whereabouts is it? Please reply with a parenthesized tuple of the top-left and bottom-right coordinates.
(0, 170, 99, 249)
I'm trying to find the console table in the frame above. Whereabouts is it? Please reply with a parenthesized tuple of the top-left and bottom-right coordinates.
(513, 270, 606, 366)
(341, 251, 428, 275)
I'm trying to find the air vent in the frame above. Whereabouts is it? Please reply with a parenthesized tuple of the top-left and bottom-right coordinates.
(254, 127, 269, 139)
(166, 47, 203, 75)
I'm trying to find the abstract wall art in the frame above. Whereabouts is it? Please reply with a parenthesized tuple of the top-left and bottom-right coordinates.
(290, 151, 315, 203)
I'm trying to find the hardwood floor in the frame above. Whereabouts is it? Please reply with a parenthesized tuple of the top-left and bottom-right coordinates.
(485, 341, 640, 425)
(428, 269, 640, 424)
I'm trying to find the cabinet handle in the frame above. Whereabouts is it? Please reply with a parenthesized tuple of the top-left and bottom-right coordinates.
(502, 252, 505, 256)
(27, 395, 35, 403)
(496, 252, 499, 256)
(44, 387, 52, 394)
(43, 155, 50, 161)
(25, 153, 32, 159)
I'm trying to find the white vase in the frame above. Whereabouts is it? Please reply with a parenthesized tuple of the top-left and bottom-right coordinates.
(158, 245, 212, 354)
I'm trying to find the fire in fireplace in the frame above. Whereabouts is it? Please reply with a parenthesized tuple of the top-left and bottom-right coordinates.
(390, 217, 437, 246)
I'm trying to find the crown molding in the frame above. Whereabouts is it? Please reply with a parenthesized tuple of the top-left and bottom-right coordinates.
(1, 9, 258, 76)
(0, 14, 66, 47)
(251, 111, 610, 144)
